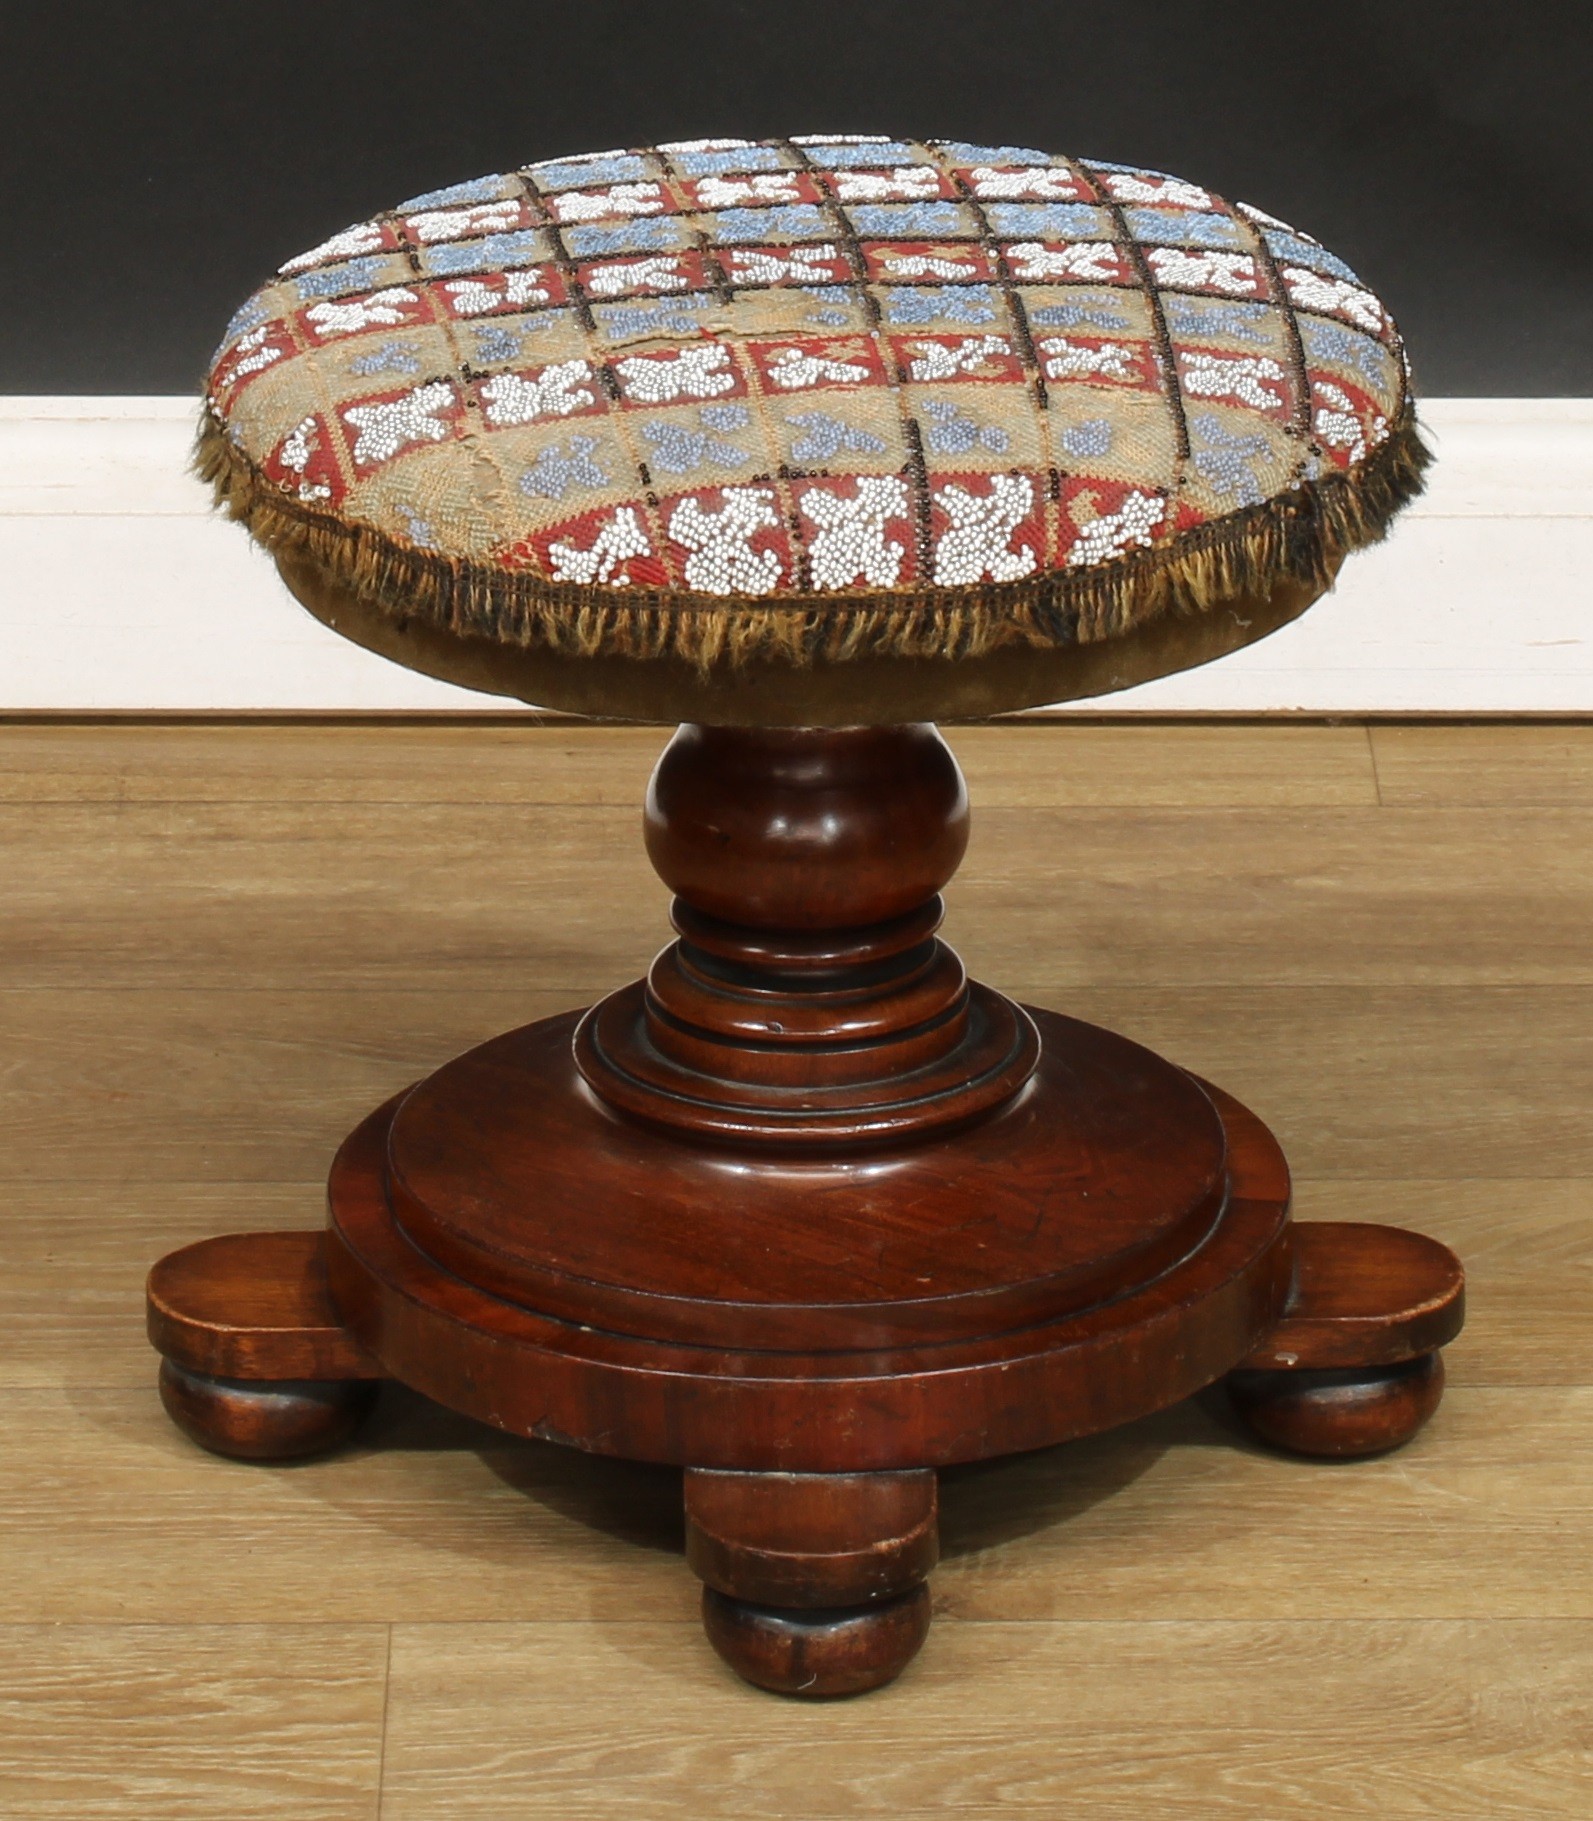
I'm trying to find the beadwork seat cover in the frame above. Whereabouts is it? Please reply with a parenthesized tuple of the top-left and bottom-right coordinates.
(201, 134, 1426, 683)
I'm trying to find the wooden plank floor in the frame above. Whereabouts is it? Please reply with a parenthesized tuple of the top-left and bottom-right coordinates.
(0, 719, 1588, 1819)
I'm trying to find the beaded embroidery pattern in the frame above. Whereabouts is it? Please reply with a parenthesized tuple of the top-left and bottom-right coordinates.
(206, 136, 1411, 607)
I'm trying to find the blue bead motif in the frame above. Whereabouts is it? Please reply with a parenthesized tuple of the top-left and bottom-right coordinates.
(217, 297, 268, 351)
(1189, 411, 1275, 505)
(985, 203, 1106, 238)
(800, 140, 917, 166)
(1263, 230, 1360, 284)
(397, 175, 511, 211)
(1059, 417, 1114, 458)
(786, 412, 889, 463)
(349, 340, 423, 377)
(883, 286, 1000, 326)
(561, 219, 685, 258)
(848, 202, 966, 237)
(668, 145, 785, 177)
(1163, 296, 1274, 345)
(519, 434, 611, 500)
(472, 324, 524, 364)
(920, 398, 1011, 456)
(1300, 317, 1392, 391)
(801, 286, 857, 326)
(425, 232, 545, 276)
(1124, 209, 1247, 249)
(295, 257, 385, 300)
(940, 142, 1052, 166)
(394, 503, 438, 547)
(595, 296, 715, 342)
(641, 417, 752, 475)
(711, 206, 831, 245)
(528, 153, 651, 191)
(1028, 299, 1135, 331)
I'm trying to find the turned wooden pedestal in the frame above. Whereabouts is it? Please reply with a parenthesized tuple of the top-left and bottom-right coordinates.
(147, 724, 1464, 1697)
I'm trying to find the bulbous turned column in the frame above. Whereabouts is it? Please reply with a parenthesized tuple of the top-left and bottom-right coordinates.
(574, 724, 1040, 1147)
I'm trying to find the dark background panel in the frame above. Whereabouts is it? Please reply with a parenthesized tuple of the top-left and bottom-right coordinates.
(4, 0, 1589, 393)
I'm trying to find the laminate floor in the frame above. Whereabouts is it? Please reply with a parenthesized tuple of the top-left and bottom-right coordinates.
(0, 719, 1587, 1818)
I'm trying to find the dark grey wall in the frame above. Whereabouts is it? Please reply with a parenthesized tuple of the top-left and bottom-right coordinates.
(6, 0, 1590, 392)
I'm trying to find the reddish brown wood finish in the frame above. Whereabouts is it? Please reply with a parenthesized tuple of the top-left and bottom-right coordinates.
(574, 725, 1039, 1147)
(144, 721, 1466, 1694)
(702, 1583, 933, 1698)
(158, 1358, 378, 1461)
(1238, 1221, 1465, 1370)
(1224, 1220, 1461, 1458)
(320, 1067, 1293, 1471)
(386, 1010, 1235, 1353)
(147, 1231, 381, 1381)
(686, 1468, 939, 1695)
(685, 1469, 939, 1606)
(1227, 1353, 1447, 1458)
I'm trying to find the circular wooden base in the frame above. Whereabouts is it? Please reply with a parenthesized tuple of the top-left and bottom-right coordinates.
(325, 1005, 1294, 1473)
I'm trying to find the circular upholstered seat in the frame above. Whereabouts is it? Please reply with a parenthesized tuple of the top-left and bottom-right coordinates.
(201, 134, 1426, 722)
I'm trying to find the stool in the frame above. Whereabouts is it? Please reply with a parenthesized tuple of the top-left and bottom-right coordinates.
(151, 134, 1462, 1697)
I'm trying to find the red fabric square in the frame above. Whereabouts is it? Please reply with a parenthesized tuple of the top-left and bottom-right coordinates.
(795, 475, 919, 590)
(679, 171, 822, 211)
(578, 251, 710, 301)
(296, 286, 431, 345)
(507, 503, 670, 588)
(208, 320, 297, 405)
(658, 485, 794, 594)
(398, 198, 539, 248)
(1058, 477, 1173, 566)
(718, 243, 854, 288)
(928, 472, 1046, 583)
(435, 267, 567, 317)
(890, 333, 1027, 385)
(260, 411, 348, 508)
(611, 344, 747, 408)
(957, 165, 1094, 203)
(861, 242, 998, 284)
(1001, 241, 1136, 287)
(1035, 333, 1161, 392)
(746, 335, 887, 396)
(338, 381, 467, 476)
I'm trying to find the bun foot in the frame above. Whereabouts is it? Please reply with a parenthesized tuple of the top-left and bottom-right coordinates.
(1227, 1351, 1445, 1458)
(702, 1582, 932, 1697)
(159, 1358, 378, 1461)
(685, 1467, 938, 1696)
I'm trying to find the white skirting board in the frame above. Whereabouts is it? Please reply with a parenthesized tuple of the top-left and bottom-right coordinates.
(0, 396, 1588, 713)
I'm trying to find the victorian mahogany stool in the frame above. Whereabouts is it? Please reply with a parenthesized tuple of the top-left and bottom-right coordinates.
(149, 135, 1463, 1697)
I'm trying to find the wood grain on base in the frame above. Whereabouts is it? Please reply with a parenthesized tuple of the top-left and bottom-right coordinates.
(0, 1181, 1580, 1391)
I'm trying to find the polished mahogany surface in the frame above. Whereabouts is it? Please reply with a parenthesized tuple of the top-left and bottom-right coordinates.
(145, 717, 1465, 1698)
(386, 1008, 1230, 1351)
(323, 1060, 1295, 1472)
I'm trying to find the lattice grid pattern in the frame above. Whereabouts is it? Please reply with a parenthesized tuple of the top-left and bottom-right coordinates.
(206, 136, 1410, 603)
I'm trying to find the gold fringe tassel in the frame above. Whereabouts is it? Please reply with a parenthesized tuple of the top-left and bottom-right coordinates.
(196, 404, 1431, 672)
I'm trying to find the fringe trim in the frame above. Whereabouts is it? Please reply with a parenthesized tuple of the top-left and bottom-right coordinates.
(196, 405, 1431, 672)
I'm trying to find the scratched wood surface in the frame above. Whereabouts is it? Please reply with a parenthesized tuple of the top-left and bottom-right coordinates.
(0, 720, 1587, 1818)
